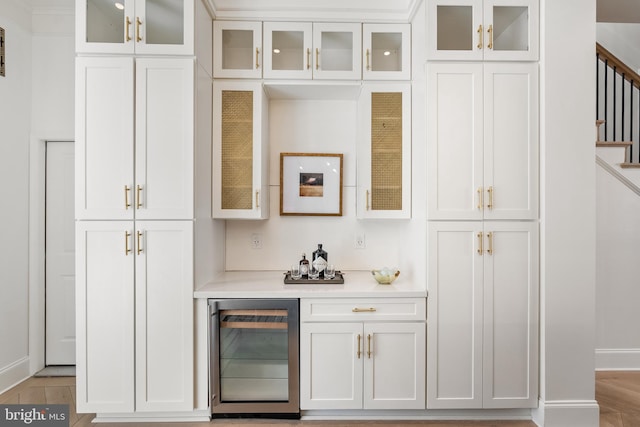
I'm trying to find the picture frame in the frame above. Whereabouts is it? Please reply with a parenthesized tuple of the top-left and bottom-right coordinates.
(280, 152, 343, 216)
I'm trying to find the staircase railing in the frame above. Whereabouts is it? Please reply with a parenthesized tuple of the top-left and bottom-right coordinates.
(596, 42, 640, 166)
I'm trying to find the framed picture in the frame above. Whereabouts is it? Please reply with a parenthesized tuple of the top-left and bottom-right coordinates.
(280, 152, 343, 216)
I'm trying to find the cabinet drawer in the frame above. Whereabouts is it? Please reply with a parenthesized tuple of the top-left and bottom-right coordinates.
(301, 298, 426, 322)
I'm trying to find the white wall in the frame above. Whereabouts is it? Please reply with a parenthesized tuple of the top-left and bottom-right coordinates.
(596, 157, 640, 369)
(0, 0, 74, 393)
(535, 0, 599, 426)
(0, 1, 34, 393)
(597, 23, 640, 73)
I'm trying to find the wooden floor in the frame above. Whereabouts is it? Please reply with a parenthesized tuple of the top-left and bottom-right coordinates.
(0, 371, 638, 426)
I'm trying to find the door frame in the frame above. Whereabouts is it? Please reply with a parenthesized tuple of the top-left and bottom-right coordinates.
(29, 135, 75, 375)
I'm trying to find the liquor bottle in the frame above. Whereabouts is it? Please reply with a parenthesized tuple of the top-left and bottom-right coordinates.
(299, 253, 310, 278)
(312, 244, 328, 277)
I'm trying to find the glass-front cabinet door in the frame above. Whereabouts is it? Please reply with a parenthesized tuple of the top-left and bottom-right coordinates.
(213, 21, 263, 78)
(427, 0, 538, 61)
(76, 0, 194, 54)
(263, 22, 361, 80)
(263, 22, 313, 79)
(362, 24, 411, 80)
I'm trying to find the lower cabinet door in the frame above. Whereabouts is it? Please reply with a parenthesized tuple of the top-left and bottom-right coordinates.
(76, 221, 135, 413)
(135, 221, 194, 412)
(300, 322, 363, 410)
(363, 322, 426, 410)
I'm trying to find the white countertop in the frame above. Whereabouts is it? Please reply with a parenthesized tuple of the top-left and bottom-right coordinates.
(194, 270, 427, 299)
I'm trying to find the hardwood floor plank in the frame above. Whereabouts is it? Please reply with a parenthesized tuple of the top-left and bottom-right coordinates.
(2, 371, 639, 426)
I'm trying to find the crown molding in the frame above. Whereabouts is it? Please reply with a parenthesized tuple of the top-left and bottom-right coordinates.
(209, 0, 423, 23)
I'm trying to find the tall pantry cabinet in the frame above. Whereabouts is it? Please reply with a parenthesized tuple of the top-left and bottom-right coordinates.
(425, 0, 539, 410)
(74, 0, 213, 416)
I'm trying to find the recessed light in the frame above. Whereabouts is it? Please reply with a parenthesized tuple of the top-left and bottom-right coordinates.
(273, 48, 281, 54)
(115, 2, 124, 10)
(383, 50, 391, 56)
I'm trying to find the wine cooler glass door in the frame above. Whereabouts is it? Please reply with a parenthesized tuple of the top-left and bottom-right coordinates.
(210, 299, 300, 415)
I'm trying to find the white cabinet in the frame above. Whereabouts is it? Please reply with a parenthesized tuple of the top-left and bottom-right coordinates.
(76, 221, 194, 413)
(357, 83, 412, 219)
(300, 298, 426, 410)
(427, 62, 538, 220)
(76, 56, 194, 221)
(213, 21, 263, 79)
(76, 0, 195, 55)
(263, 22, 362, 80)
(212, 80, 269, 219)
(427, 0, 538, 61)
(363, 23, 411, 80)
(426, 221, 538, 409)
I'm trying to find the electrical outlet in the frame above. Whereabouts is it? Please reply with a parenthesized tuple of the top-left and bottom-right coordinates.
(355, 233, 365, 249)
(250, 233, 262, 249)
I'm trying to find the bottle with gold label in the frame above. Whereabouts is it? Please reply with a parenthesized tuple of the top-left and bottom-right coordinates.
(312, 244, 328, 278)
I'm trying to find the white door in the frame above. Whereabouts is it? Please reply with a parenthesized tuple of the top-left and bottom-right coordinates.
(363, 322, 425, 410)
(75, 221, 135, 414)
(300, 322, 363, 410)
(482, 221, 538, 408)
(134, 220, 194, 412)
(426, 221, 483, 409)
(46, 141, 76, 365)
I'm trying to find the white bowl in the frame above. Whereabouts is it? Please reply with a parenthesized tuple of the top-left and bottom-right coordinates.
(371, 269, 400, 285)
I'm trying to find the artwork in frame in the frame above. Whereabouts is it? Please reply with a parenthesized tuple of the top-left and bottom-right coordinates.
(280, 152, 343, 216)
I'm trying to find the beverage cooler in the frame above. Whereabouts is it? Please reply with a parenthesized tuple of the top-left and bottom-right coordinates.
(208, 299, 300, 417)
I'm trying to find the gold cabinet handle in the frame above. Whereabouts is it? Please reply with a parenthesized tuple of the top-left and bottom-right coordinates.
(477, 187, 484, 210)
(136, 185, 143, 209)
(124, 185, 131, 209)
(136, 17, 142, 42)
(367, 334, 372, 359)
(306, 48, 311, 70)
(366, 190, 370, 211)
(366, 48, 370, 71)
(487, 231, 494, 255)
(255, 191, 259, 209)
(137, 230, 143, 255)
(125, 16, 132, 42)
(255, 48, 260, 69)
(352, 307, 376, 313)
(487, 186, 494, 210)
(477, 24, 483, 49)
(487, 25, 493, 50)
(357, 334, 361, 359)
(125, 231, 132, 255)
(477, 232, 483, 255)
(315, 48, 319, 70)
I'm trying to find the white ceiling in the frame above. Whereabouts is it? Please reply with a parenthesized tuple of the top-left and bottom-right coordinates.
(20, 0, 640, 24)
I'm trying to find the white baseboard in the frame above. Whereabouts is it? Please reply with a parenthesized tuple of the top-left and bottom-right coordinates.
(532, 399, 599, 427)
(595, 348, 640, 370)
(0, 357, 31, 395)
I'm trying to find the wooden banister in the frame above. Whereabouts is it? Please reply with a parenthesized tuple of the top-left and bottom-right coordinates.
(597, 42, 640, 90)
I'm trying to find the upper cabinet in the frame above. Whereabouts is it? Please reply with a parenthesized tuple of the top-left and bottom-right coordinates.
(427, 0, 538, 61)
(212, 80, 269, 220)
(76, 0, 195, 55)
(214, 20, 411, 81)
(263, 22, 362, 80)
(75, 56, 195, 220)
(363, 24, 411, 80)
(426, 62, 538, 220)
(213, 21, 263, 79)
(357, 84, 412, 219)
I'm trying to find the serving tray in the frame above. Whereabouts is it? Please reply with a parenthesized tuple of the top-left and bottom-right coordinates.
(283, 271, 344, 285)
